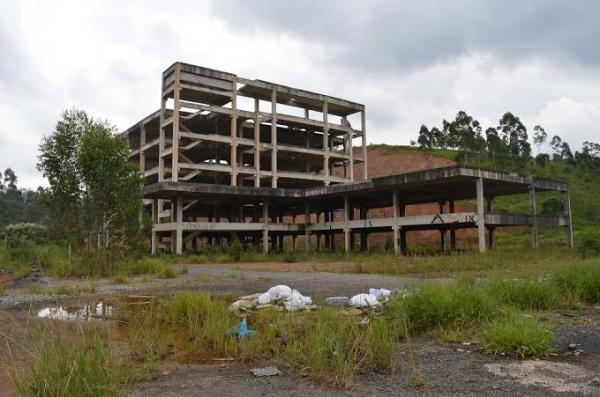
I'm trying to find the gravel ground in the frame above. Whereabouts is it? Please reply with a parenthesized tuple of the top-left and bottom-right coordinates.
(2, 263, 600, 396)
(129, 338, 600, 397)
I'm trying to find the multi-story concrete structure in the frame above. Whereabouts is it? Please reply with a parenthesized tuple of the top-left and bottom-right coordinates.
(122, 62, 574, 255)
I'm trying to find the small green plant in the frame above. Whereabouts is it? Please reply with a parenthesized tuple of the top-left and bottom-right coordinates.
(552, 263, 600, 303)
(112, 273, 129, 284)
(228, 236, 242, 262)
(576, 229, 600, 257)
(487, 279, 559, 310)
(158, 266, 177, 279)
(482, 310, 554, 359)
(15, 322, 130, 396)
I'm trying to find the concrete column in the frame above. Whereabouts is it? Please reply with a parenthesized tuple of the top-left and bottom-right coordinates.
(392, 190, 400, 254)
(323, 101, 330, 185)
(271, 89, 278, 188)
(530, 183, 539, 249)
(361, 108, 368, 181)
(475, 177, 486, 253)
(254, 97, 261, 187)
(344, 195, 351, 252)
(348, 130, 354, 182)
(330, 211, 336, 251)
(360, 206, 368, 251)
(449, 199, 457, 250)
(304, 201, 310, 251)
(399, 203, 407, 255)
(563, 190, 574, 248)
(175, 196, 183, 255)
(171, 63, 181, 182)
(230, 78, 238, 186)
(262, 201, 269, 253)
(439, 201, 446, 252)
(151, 199, 158, 255)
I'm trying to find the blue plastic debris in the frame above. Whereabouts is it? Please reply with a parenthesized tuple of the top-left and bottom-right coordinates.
(226, 318, 256, 341)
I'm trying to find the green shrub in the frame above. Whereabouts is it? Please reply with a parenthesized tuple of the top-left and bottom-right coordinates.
(400, 279, 495, 332)
(482, 310, 554, 359)
(553, 264, 600, 303)
(487, 279, 559, 310)
(4, 223, 47, 247)
(15, 322, 130, 396)
(576, 229, 600, 257)
(228, 236, 242, 262)
(158, 266, 177, 279)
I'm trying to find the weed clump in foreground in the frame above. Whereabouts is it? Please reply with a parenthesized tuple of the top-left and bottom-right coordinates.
(482, 310, 554, 359)
(398, 277, 495, 333)
(552, 264, 600, 304)
(487, 279, 559, 311)
(15, 321, 132, 397)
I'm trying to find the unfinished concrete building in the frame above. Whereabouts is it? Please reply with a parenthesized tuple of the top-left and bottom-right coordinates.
(121, 62, 574, 255)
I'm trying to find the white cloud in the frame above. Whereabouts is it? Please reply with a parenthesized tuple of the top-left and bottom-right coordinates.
(1, 1, 599, 188)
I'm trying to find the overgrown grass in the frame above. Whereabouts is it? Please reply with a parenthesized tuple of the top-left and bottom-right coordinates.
(15, 321, 132, 397)
(487, 279, 559, 310)
(552, 264, 600, 303)
(482, 310, 554, 359)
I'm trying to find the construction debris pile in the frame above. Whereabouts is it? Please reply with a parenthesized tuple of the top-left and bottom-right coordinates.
(229, 285, 399, 317)
(229, 285, 317, 315)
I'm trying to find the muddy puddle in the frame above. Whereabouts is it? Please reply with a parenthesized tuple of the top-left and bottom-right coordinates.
(37, 302, 113, 321)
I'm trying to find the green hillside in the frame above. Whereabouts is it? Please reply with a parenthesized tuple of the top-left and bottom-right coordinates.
(368, 144, 600, 230)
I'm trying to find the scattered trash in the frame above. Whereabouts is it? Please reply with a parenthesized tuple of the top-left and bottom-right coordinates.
(568, 343, 578, 351)
(462, 342, 473, 346)
(348, 293, 379, 308)
(251, 366, 281, 377)
(324, 296, 349, 306)
(369, 288, 391, 301)
(229, 285, 316, 315)
(37, 302, 112, 321)
(226, 318, 256, 341)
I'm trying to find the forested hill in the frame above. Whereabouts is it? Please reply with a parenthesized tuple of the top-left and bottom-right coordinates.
(364, 143, 600, 230)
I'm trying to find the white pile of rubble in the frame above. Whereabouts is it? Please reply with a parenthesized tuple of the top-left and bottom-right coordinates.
(229, 285, 317, 315)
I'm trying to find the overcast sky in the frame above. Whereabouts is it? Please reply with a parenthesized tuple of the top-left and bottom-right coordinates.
(2, 0, 599, 188)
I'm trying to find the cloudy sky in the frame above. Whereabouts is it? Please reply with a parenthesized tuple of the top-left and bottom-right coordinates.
(1, 0, 599, 188)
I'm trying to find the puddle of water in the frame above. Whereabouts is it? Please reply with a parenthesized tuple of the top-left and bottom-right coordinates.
(37, 302, 113, 321)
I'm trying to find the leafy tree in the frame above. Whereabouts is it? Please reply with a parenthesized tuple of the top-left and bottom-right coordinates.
(532, 125, 547, 155)
(3, 168, 17, 191)
(550, 135, 563, 160)
(38, 109, 143, 252)
(535, 153, 550, 167)
(443, 111, 485, 165)
(497, 112, 531, 170)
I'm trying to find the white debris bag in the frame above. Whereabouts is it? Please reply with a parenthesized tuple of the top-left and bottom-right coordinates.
(283, 289, 313, 311)
(369, 288, 391, 301)
(257, 284, 292, 305)
(349, 293, 379, 308)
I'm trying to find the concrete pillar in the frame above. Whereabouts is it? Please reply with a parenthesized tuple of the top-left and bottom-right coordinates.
(563, 190, 574, 248)
(475, 177, 486, 253)
(172, 63, 181, 182)
(323, 102, 330, 185)
(398, 202, 407, 255)
(175, 197, 183, 255)
(253, 97, 261, 187)
(348, 130, 354, 181)
(304, 201, 310, 251)
(530, 183, 539, 249)
(330, 211, 336, 251)
(271, 89, 278, 188)
(262, 201, 269, 253)
(230, 78, 238, 186)
(392, 190, 400, 255)
(360, 206, 368, 251)
(449, 199, 457, 250)
(151, 199, 158, 255)
(488, 227, 495, 249)
(344, 195, 351, 252)
(361, 108, 368, 180)
(439, 201, 446, 252)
